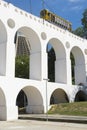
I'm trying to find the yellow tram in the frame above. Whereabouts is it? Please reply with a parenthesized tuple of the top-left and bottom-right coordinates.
(40, 9, 72, 31)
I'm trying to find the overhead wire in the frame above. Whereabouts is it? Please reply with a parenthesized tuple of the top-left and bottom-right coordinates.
(29, 0, 32, 14)
(42, 0, 54, 12)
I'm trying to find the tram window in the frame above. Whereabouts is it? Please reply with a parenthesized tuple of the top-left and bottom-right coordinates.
(40, 10, 46, 16)
(48, 13, 51, 16)
(48, 13, 49, 16)
(43, 10, 46, 16)
(51, 15, 55, 22)
(40, 11, 44, 16)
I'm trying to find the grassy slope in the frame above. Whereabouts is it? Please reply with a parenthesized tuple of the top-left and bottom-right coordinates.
(48, 102, 87, 116)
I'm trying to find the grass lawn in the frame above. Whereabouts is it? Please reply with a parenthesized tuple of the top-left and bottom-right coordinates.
(48, 102, 87, 116)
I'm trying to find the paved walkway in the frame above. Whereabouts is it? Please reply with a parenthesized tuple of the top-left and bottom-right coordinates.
(19, 114, 87, 124)
(0, 120, 87, 130)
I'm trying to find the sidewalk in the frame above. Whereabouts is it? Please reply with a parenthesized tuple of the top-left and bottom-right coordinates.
(18, 114, 87, 124)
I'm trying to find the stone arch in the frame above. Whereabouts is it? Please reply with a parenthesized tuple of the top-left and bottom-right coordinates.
(16, 86, 44, 114)
(75, 90, 87, 102)
(14, 26, 41, 80)
(50, 88, 69, 105)
(47, 38, 67, 83)
(0, 88, 6, 120)
(0, 20, 7, 76)
(70, 46, 86, 85)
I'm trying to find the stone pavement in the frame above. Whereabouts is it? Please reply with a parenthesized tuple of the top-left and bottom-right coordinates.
(0, 120, 87, 130)
(19, 114, 87, 124)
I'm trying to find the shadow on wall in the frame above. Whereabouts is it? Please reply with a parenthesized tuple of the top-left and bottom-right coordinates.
(75, 90, 87, 102)
(50, 88, 69, 105)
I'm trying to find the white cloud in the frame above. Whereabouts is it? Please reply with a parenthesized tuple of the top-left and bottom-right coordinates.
(68, 0, 82, 2)
(71, 6, 82, 10)
(68, 0, 84, 11)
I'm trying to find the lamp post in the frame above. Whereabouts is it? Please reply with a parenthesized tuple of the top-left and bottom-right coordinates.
(43, 78, 49, 121)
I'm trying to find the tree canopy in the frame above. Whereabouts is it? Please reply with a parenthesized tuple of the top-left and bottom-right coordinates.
(73, 27, 84, 37)
(81, 9, 87, 38)
(48, 47, 56, 82)
(73, 8, 87, 38)
(15, 55, 29, 79)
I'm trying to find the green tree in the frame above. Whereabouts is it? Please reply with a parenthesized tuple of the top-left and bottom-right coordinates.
(48, 47, 56, 82)
(81, 8, 87, 38)
(15, 55, 29, 79)
(70, 53, 75, 84)
(73, 8, 87, 38)
(73, 27, 84, 37)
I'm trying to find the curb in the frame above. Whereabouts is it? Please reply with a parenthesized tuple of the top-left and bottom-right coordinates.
(18, 115, 87, 124)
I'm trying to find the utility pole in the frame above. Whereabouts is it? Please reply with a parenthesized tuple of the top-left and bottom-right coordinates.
(29, 0, 32, 14)
(42, 0, 45, 10)
(8, 0, 11, 3)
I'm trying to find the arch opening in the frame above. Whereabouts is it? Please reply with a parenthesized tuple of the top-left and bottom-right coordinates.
(50, 88, 69, 105)
(47, 38, 67, 83)
(14, 27, 41, 80)
(75, 90, 87, 102)
(16, 86, 44, 114)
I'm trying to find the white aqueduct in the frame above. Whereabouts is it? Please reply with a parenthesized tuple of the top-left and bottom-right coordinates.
(0, 1, 87, 120)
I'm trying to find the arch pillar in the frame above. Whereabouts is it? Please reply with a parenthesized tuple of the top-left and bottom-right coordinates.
(5, 32, 15, 77)
(26, 104, 44, 114)
(6, 104, 18, 120)
(41, 50, 48, 80)
(71, 46, 86, 85)
(5, 91, 18, 120)
(84, 55, 87, 84)
(55, 58, 67, 83)
(0, 43, 6, 76)
(26, 88, 44, 114)
(66, 55, 72, 85)
(0, 20, 7, 76)
(0, 105, 7, 120)
(30, 51, 41, 80)
(0, 87, 18, 121)
(75, 64, 86, 85)
(0, 88, 6, 121)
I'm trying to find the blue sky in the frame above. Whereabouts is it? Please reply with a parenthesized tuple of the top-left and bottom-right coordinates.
(4, 0, 87, 30)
